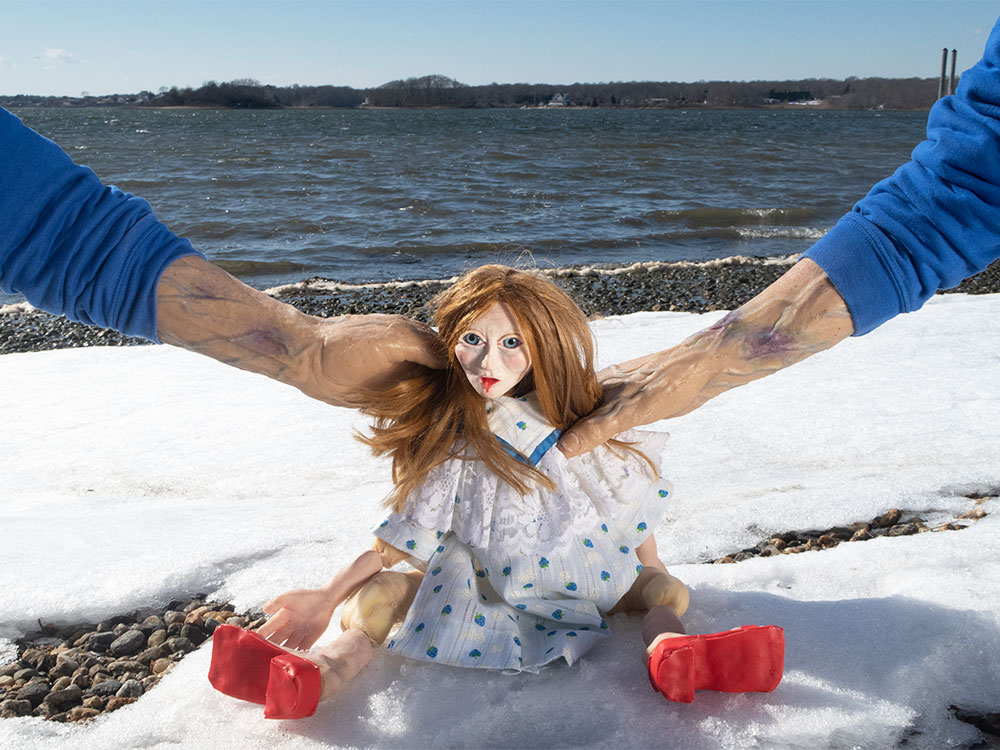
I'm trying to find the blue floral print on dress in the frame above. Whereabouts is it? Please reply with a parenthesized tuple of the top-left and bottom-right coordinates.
(601, 570, 611, 581)
(469, 649, 481, 658)
(474, 613, 486, 626)
(539, 557, 549, 568)
(441, 605, 452, 615)
(427, 646, 438, 658)
(565, 582, 577, 591)
(582, 538, 593, 548)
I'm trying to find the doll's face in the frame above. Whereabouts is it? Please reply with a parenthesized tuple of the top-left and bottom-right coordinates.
(454, 302, 532, 399)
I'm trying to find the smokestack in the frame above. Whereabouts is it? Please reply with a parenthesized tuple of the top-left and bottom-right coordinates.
(949, 49, 958, 95)
(938, 47, 948, 99)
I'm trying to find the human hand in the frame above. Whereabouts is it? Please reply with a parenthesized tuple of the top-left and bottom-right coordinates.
(558, 345, 708, 458)
(257, 588, 339, 651)
(302, 313, 447, 407)
(558, 259, 854, 458)
(157, 256, 447, 408)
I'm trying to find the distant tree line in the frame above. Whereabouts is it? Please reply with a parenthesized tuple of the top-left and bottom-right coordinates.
(1, 74, 945, 111)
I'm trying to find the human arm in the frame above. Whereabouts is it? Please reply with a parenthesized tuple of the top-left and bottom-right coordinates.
(561, 20, 1000, 457)
(559, 258, 852, 456)
(0, 107, 444, 402)
(156, 255, 444, 407)
(256, 541, 411, 650)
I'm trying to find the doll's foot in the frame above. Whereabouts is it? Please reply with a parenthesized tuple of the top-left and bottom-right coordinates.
(646, 625, 785, 703)
(208, 624, 287, 704)
(263, 628, 373, 720)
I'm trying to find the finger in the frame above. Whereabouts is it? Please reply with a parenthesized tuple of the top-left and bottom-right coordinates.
(257, 610, 289, 640)
(386, 320, 447, 370)
(558, 409, 623, 458)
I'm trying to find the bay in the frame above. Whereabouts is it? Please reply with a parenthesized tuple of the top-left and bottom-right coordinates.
(6, 106, 927, 303)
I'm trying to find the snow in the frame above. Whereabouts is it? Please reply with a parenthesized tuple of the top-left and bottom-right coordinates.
(1, 292, 998, 749)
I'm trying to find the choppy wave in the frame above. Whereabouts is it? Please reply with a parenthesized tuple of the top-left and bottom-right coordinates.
(212, 259, 309, 276)
(642, 206, 822, 227)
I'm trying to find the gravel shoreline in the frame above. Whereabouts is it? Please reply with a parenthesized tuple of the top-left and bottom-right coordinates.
(4, 257, 1000, 356)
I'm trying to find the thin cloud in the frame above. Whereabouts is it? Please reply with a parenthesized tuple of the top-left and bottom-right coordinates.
(38, 47, 82, 69)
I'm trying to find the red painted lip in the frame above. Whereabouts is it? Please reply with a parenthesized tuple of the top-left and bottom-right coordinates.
(480, 377, 500, 392)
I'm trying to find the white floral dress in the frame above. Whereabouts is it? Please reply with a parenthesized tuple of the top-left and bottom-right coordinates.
(372, 392, 673, 672)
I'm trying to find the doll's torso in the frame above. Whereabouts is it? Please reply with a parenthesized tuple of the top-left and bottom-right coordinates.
(372, 392, 673, 672)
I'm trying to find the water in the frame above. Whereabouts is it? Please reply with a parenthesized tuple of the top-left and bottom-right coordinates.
(5, 106, 927, 304)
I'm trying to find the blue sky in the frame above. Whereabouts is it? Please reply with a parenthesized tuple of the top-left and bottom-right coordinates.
(1, 1, 997, 96)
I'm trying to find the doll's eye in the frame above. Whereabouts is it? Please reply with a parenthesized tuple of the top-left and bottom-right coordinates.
(501, 337, 522, 349)
(462, 332, 482, 345)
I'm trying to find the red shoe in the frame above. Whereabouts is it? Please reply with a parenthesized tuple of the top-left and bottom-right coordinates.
(264, 653, 322, 720)
(208, 624, 287, 704)
(647, 625, 785, 703)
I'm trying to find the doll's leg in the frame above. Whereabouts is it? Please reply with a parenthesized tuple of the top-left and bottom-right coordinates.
(340, 569, 424, 644)
(262, 570, 422, 718)
(267, 569, 423, 717)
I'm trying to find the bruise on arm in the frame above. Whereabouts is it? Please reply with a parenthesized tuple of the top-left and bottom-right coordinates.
(156, 255, 317, 389)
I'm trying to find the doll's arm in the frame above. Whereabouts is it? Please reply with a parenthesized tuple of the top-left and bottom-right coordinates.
(256, 542, 408, 650)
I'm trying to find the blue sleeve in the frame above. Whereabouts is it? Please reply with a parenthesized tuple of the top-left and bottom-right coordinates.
(0, 107, 203, 341)
(804, 19, 1000, 335)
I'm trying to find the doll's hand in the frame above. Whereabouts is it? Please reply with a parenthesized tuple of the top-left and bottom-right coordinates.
(257, 588, 339, 651)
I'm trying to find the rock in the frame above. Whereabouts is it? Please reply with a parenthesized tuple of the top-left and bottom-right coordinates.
(13, 668, 39, 682)
(136, 644, 171, 666)
(714, 556, 735, 564)
(67, 706, 101, 722)
(163, 611, 186, 627)
(151, 658, 173, 675)
(51, 676, 72, 692)
(759, 544, 782, 557)
(0, 699, 33, 718)
(851, 528, 874, 542)
(16, 681, 51, 708)
(110, 629, 147, 657)
(0, 663, 21, 678)
(71, 673, 91, 690)
(21, 647, 55, 673)
(888, 522, 920, 537)
(872, 508, 902, 529)
(86, 631, 117, 653)
(112, 623, 130, 637)
(0, 676, 13, 689)
(116, 679, 144, 699)
(105, 696, 137, 712)
(107, 659, 146, 677)
(959, 507, 987, 520)
(49, 658, 78, 679)
(140, 676, 159, 692)
(98, 614, 135, 632)
(817, 533, 840, 548)
(165, 637, 194, 655)
(139, 615, 165, 633)
(44, 685, 83, 712)
(147, 629, 168, 648)
(184, 605, 212, 625)
(180, 624, 207, 646)
(87, 680, 122, 697)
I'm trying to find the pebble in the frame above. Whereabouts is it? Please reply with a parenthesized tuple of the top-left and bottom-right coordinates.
(110, 630, 147, 657)
(0, 596, 264, 723)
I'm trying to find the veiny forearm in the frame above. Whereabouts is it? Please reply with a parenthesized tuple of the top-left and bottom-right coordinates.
(156, 254, 321, 393)
(658, 257, 854, 418)
(560, 259, 854, 455)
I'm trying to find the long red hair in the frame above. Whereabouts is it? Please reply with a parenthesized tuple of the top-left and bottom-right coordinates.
(359, 265, 639, 512)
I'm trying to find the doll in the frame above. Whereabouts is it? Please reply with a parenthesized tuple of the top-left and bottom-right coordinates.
(207, 265, 784, 719)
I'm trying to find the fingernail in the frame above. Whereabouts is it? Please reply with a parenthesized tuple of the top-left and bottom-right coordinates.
(559, 433, 581, 454)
